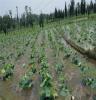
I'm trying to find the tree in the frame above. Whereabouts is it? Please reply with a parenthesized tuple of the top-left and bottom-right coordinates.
(25, 5, 28, 26)
(48, 13, 54, 22)
(9, 10, 12, 19)
(62, 10, 65, 18)
(77, 2, 81, 15)
(89, 0, 94, 13)
(20, 13, 26, 27)
(0, 16, 3, 32)
(93, 0, 96, 13)
(16, 6, 19, 27)
(9, 10, 14, 28)
(69, 0, 75, 16)
(65, 2, 68, 17)
(87, 5, 90, 18)
(81, 0, 86, 15)
(2, 15, 11, 34)
(57, 9, 60, 18)
(24, 6, 34, 27)
(39, 13, 44, 28)
(75, 7, 78, 16)
(55, 8, 58, 19)
(28, 7, 33, 27)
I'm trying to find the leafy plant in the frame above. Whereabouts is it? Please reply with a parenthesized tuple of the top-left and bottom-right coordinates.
(82, 77, 96, 88)
(39, 62, 49, 81)
(19, 65, 36, 89)
(40, 72, 58, 100)
(40, 86, 58, 100)
(64, 53, 71, 58)
(79, 65, 89, 72)
(55, 63, 63, 73)
(38, 53, 46, 63)
(59, 85, 70, 96)
(30, 53, 34, 59)
(29, 59, 35, 65)
(0, 64, 14, 80)
(27, 65, 37, 76)
(19, 74, 33, 89)
(40, 73, 52, 87)
(72, 57, 79, 65)
(59, 74, 70, 97)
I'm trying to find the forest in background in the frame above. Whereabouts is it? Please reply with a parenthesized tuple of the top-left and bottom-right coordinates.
(0, 0, 96, 34)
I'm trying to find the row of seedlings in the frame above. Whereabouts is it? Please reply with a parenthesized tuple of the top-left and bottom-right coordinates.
(48, 29, 70, 98)
(38, 35, 58, 100)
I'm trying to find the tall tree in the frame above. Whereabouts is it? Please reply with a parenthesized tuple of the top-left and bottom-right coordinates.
(9, 10, 15, 29)
(2, 15, 11, 34)
(55, 8, 58, 19)
(28, 7, 33, 27)
(20, 13, 26, 27)
(90, 0, 94, 13)
(65, 2, 68, 17)
(39, 13, 44, 28)
(77, 2, 81, 15)
(81, 0, 86, 15)
(93, 0, 96, 13)
(0, 16, 2, 32)
(70, 0, 75, 16)
(16, 6, 19, 22)
(75, 7, 78, 16)
(9, 10, 12, 19)
(87, 5, 90, 18)
(25, 5, 28, 26)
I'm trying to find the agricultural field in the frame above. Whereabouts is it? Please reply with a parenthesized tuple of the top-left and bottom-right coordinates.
(0, 19, 96, 100)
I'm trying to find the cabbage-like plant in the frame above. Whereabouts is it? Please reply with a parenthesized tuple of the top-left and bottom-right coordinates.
(55, 63, 63, 73)
(72, 57, 79, 65)
(1, 64, 14, 80)
(59, 74, 70, 97)
(82, 77, 96, 88)
(19, 65, 36, 89)
(19, 74, 33, 89)
(40, 72, 58, 100)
